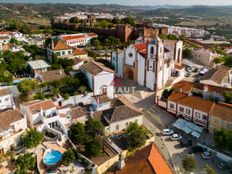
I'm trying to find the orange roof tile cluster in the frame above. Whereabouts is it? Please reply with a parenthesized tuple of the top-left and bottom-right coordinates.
(134, 42, 147, 57)
(53, 40, 72, 51)
(168, 92, 188, 101)
(172, 80, 232, 95)
(110, 144, 174, 174)
(61, 34, 86, 41)
(72, 48, 87, 56)
(210, 102, 232, 122)
(176, 95, 215, 113)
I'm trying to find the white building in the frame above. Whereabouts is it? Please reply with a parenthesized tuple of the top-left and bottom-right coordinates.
(91, 94, 112, 111)
(192, 48, 221, 67)
(0, 109, 27, 153)
(20, 100, 71, 136)
(80, 61, 115, 97)
(167, 92, 215, 128)
(60, 33, 97, 48)
(201, 66, 232, 88)
(0, 88, 15, 110)
(93, 105, 143, 135)
(112, 36, 184, 91)
(27, 60, 51, 75)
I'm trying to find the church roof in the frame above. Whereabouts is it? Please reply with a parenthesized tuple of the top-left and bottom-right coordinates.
(133, 42, 147, 57)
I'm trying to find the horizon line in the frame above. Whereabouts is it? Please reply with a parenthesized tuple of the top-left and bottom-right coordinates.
(0, 2, 232, 7)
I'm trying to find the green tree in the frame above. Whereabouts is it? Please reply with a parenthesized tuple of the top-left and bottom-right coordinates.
(98, 20, 109, 28)
(223, 91, 232, 104)
(213, 57, 225, 64)
(214, 128, 232, 150)
(85, 118, 104, 138)
(205, 164, 216, 174)
(162, 89, 173, 100)
(122, 17, 135, 26)
(10, 38, 20, 45)
(69, 122, 87, 144)
(69, 17, 79, 23)
(224, 56, 232, 67)
(0, 70, 13, 84)
(21, 129, 44, 148)
(62, 148, 76, 166)
(78, 85, 87, 94)
(126, 123, 148, 150)
(84, 139, 101, 157)
(14, 153, 36, 173)
(182, 156, 198, 172)
(183, 48, 192, 58)
(18, 79, 39, 101)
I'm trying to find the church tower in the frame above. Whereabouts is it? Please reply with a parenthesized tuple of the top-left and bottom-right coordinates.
(145, 36, 164, 91)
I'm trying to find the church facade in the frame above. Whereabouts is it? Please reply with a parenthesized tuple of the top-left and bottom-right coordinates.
(111, 37, 184, 91)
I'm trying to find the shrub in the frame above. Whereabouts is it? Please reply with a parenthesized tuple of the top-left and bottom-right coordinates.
(182, 156, 198, 172)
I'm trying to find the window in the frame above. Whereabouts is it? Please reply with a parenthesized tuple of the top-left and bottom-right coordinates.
(195, 112, 200, 118)
(169, 103, 174, 109)
(179, 107, 184, 113)
(186, 109, 191, 115)
(68, 51, 71, 54)
(62, 51, 65, 55)
(128, 53, 133, 57)
(5, 97, 9, 101)
(115, 124, 119, 130)
(227, 123, 232, 129)
(56, 52, 61, 56)
(214, 118, 219, 124)
(202, 115, 207, 121)
(150, 46, 154, 54)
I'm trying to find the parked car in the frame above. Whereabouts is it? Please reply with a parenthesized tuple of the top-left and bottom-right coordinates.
(191, 146, 205, 153)
(201, 151, 213, 159)
(218, 161, 230, 170)
(162, 129, 174, 136)
(171, 134, 182, 141)
(180, 139, 192, 147)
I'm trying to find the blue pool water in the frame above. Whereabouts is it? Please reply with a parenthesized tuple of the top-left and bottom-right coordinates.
(43, 150, 63, 166)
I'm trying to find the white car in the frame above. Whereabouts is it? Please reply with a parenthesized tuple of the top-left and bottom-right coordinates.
(162, 129, 174, 136)
(171, 134, 182, 141)
(201, 151, 213, 159)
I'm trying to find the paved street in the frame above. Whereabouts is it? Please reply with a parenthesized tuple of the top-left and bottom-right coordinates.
(119, 79, 230, 174)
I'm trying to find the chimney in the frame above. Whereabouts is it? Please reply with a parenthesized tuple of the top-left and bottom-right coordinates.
(51, 39, 54, 49)
(203, 85, 208, 92)
(180, 88, 183, 93)
(59, 69, 62, 75)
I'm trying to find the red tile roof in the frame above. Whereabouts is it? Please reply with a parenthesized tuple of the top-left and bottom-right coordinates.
(53, 40, 72, 51)
(22, 99, 55, 114)
(134, 43, 147, 57)
(110, 144, 174, 174)
(168, 92, 188, 101)
(61, 34, 86, 41)
(72, 48, 87, 56)
(210, 102, 232, 122)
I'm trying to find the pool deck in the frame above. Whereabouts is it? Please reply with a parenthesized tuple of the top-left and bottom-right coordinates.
(36, 142, 66, 174)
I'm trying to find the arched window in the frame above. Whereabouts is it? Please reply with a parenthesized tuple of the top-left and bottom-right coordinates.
(150, 46, 154, 55)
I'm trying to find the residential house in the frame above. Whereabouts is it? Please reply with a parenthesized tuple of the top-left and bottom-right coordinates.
(109, 144, 174, 174)
(172, 80, 232, 102)
(112, 36, 184, 91)
(70, 105, 90, 124)
(91, 94, 112, 111)
(191, 48, 221, 67)
(80, 61, 115, 97)
(60, 33, 97, 48)
(47, 39, 88, 60)
(72, 48, 88, 59)
(27, 35, 46, 47)
(0, 88, 15, 110)
(35, 69, 66, 83)
(0, 109, 27, 154)
(209, 103, 232, 133)
(201, 66, 232, 88)
(47, 40, 73, 59)
(93, 105, 143, 135)
(28, 60, 51, 76)
(20, 99, 71, 135)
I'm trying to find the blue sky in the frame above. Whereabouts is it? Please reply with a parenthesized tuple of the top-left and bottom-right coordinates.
(0, 0, 232, 6)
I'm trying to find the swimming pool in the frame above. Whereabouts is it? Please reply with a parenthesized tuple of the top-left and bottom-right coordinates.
(43, 150, 63, 166)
